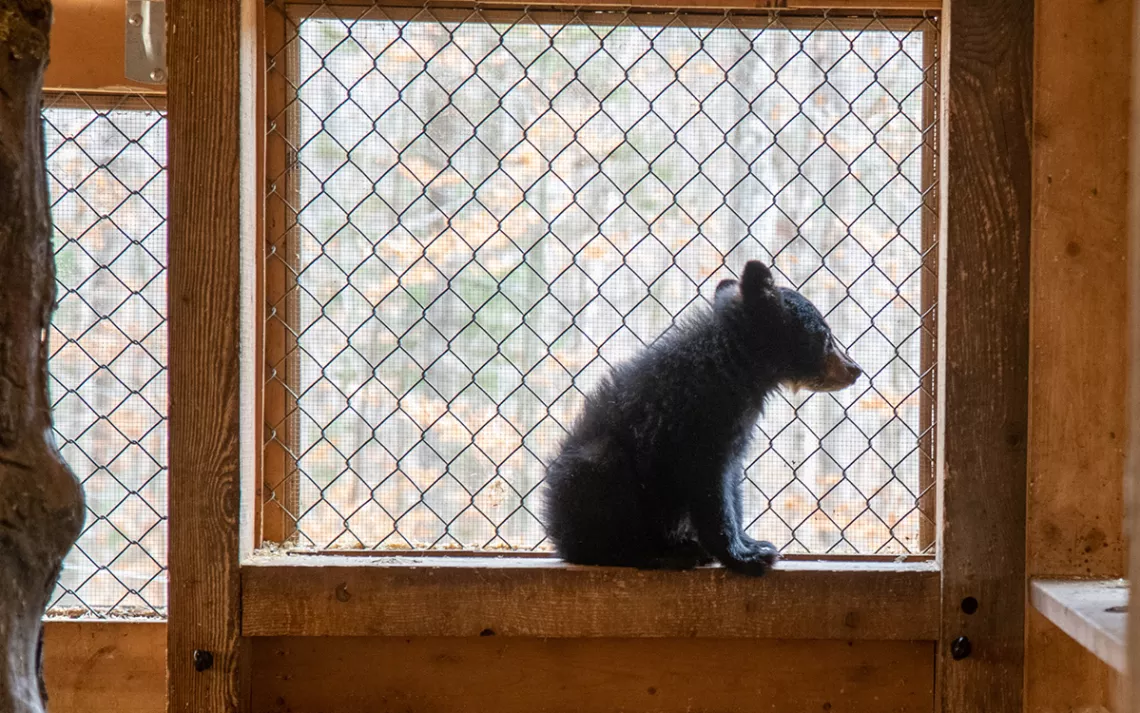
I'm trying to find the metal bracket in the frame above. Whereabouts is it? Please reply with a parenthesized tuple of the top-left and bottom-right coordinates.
(125, 0, 166, 85)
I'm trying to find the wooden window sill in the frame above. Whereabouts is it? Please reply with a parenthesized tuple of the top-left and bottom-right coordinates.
(241, 554, 939, 640)
(1030, 578, 1127, 673)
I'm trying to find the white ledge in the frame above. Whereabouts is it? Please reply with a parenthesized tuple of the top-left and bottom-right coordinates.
(243, 552, 938, 573)
(1030, 578, 1128, 673)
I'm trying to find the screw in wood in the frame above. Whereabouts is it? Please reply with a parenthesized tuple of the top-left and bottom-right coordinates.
(950, 636, 972, 661)
(192, 650, 214, 672)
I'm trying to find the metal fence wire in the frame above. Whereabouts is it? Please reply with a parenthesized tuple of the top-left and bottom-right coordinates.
(264, 3, 939, 556)
(45, 92, 168, 616)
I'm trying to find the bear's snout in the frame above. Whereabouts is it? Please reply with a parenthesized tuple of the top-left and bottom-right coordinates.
(816, 350, 862, 392)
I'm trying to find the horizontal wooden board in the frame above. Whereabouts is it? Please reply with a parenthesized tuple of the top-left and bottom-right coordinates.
(242, 556, 939, 639)
(42, 622, 166, 713)
(253, 636, 935, 713)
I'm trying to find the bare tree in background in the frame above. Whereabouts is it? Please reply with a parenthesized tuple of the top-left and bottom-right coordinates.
(0, 2, 86, 711)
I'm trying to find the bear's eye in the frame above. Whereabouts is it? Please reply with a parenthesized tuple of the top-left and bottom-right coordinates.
(820, 332, 836, 356)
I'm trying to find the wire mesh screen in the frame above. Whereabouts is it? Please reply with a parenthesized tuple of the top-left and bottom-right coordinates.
(45, 93, 168, 616)
(264, 4, 938, 556)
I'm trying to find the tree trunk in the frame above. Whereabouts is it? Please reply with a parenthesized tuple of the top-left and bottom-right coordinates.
(0, 2, 86, 712)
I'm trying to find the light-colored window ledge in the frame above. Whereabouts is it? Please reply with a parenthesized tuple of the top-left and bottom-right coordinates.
(1030, 578, 1127, 673)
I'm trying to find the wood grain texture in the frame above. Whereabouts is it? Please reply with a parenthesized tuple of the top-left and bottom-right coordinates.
(1128, 0, 1140, 708)
(1027, 610, 1116, 713)
(1028, 0, 1128, 587)
(42, 622, 165, 713)
(252, 637, 936, 713)
(1027, 1, 1130, 710)
(242, 557, 939, 639)
(936, 0, 1031, 711)
(167, 0, 249, 711)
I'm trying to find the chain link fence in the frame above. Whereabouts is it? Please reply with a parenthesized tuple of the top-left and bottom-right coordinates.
(264, 3, 938, 556)
(45, 92, 168, 616)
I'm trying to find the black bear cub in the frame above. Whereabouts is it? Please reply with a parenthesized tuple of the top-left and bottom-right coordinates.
(543, 261, 862, 576)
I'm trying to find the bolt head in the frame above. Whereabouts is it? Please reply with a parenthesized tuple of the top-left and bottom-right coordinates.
(950, 636, 972, 661)
(192, 649, 214, 672)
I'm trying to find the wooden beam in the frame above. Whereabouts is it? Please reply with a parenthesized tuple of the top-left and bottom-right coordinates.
(1028, 0, 1128, 593)
(253, 637, 936, 713)
(242, 557, 940, 639)
(1026, 0, 1130, 711)
(42, 622, 165, 713)
(167, 0, 255, 711)
(936, 0, 1032, 711)
(1127, 0, 1140, 708)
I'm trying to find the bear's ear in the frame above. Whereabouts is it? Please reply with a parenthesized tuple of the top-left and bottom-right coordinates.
(713, 278, 740, 310)
(740, 260, 777, 301)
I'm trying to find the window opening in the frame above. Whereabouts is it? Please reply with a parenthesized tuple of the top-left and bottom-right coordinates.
(263, 4, 939, 557)
(46, 92, 169, 617)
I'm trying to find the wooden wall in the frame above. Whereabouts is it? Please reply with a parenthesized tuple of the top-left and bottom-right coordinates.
(42, 624, 934, 713)
(252, 638, 934, 713)
(1026, 0, 1132, 710)
(43, 623, 165, 713)
(38, 0, 939, 712)
(38, 0, 1138, 712)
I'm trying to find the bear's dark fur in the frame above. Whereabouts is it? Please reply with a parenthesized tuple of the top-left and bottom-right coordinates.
(543, 261, 862, 576)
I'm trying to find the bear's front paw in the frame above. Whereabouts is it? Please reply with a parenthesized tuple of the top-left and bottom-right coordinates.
(723, 539, 780, 577)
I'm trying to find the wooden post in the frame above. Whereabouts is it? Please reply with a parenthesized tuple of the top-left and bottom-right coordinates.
(167, 0, 254, 710)
(0, 1, 86, 712)
(1026, 0, 1130, 710)
(936, 0, 1032, 711)
(1127, 0, 1140, 709)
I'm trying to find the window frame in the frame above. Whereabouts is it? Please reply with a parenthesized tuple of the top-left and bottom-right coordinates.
(258, 1, 943, 559)
(166, 1, 1031, 712)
